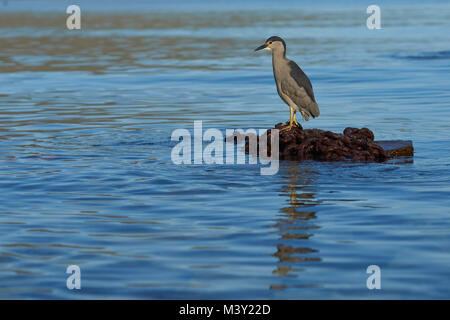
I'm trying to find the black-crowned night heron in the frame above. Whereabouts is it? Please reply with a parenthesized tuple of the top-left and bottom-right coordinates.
(255, 36, 319, 131)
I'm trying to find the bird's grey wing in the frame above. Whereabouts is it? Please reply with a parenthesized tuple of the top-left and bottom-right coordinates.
(286, 60, 316, 103)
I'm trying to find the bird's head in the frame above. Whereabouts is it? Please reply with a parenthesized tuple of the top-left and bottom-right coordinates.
(254, 36, 286, 53)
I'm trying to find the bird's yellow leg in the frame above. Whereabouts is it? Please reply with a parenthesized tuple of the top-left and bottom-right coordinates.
(280, 107, 294, 131)
(292, 110, 300, 127)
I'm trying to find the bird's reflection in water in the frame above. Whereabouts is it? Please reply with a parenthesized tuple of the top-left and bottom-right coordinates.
(270, 162, 321, 289)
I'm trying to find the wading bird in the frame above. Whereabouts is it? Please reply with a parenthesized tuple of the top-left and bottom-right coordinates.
(255, 36, 319, 131)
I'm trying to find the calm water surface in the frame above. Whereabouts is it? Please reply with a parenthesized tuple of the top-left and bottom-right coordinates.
(0, 0, 449, 299)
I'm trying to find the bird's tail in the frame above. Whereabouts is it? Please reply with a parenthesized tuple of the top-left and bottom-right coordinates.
(301, 102, 320, 121)
(309, 102, 320, 118)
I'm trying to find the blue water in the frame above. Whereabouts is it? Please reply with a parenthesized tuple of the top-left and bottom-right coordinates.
(0, 0, 449, 299)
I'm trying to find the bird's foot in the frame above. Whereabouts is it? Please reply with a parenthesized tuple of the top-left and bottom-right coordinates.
(279, 120, 300, 132)
(279, 125, 291, 132)
(279, 124, 295, 132)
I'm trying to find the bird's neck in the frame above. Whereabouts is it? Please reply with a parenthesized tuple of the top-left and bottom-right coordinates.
(272, 49, 287, 64)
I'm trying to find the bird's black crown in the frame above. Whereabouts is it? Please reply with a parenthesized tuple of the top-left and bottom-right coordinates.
(265, 36, 286, 50)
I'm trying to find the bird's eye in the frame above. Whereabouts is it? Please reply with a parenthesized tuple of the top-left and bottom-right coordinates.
(268, 41, 273, 44)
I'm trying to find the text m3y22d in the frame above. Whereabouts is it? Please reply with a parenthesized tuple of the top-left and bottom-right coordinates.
(223, 304, 271, 315)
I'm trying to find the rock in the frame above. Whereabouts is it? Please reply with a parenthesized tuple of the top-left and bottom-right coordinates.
(243, 122, 413, 162)
(375, 140, 414, 157)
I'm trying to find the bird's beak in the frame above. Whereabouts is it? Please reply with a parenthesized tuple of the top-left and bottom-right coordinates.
(254, 43, 267, 51)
